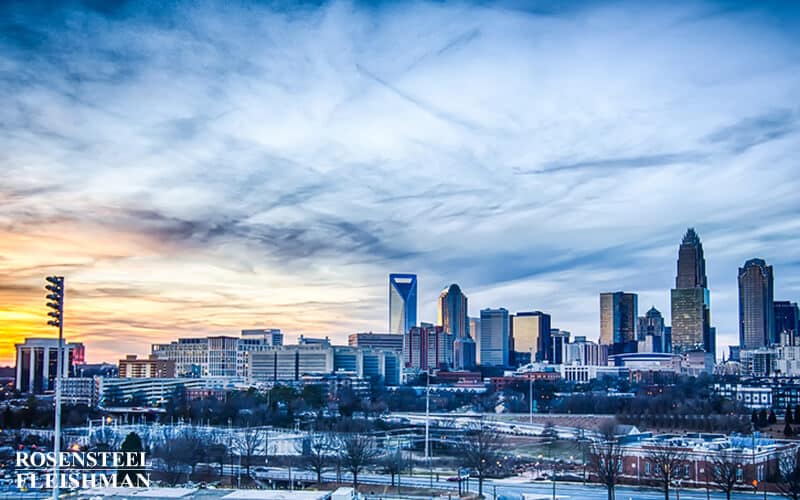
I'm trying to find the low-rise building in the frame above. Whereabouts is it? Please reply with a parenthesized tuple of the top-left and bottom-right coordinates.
(119, 354, 176, 378)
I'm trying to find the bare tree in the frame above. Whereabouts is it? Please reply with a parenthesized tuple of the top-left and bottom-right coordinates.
(380, 448, 408, 487)
(587, 420, 624, 500)
(89, 426, 121, 451)
(708, 450, 743, 500)
(457, 421, 505, 497)
(777, 447, 800, 500)
(236, 426, 264, 478)
(646, 443, 688, 500)
(296, 433, 333, 484)
(341, 433, 379, 489)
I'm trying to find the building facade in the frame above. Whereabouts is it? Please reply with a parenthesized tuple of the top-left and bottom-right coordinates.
(480, 308, 510, 367)
(739, 258, 775, 349)
(389, 273, 417, 334)
(510, 311, 551, 363)
(347, 332, 404, 352)
(775, 301, 800, 346)
(600, 292, 638, 354)
(670, 228, 714, 356)
(119, 354, 176, 378)
(15, 338, 84, 394)
(403, 323, 453, 371)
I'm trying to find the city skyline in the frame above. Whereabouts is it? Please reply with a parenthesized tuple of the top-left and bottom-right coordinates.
(2, 1, 800, 364)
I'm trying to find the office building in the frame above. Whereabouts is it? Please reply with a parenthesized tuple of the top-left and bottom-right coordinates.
(600, 292, 638, 353)
(510, 311, 551, 363)
(438, 284, 469, 338)
(469, 317, 481, 363)
(454, 335, 477, 370)
(480, 308, 510, 367)
(14, 338, 85, 394)
(670, 228, 714, 356)
(563, 336, 609, 366)
(241, 328, 283, 345)
(348, 332, 404, 352)
(550, 329, 570, 364)
(249, 344, 334, 383)
(152, 337, 209, 377)
(119, 354, 176, 378)
(775, 301, 800, 345)
(389, 273, 417, 334)
(638, 306, 667, 353)
(739, 258, 775, 349)
(403, 323, 453, 371)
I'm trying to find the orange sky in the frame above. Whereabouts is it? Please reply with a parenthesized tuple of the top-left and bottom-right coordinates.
(0, 219, 383, 365)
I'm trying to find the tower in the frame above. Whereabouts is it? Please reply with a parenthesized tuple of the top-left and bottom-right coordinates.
(389, 274, 417, 335)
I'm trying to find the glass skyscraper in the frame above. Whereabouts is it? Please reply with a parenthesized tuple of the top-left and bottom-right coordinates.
(738, 258, 774, 349)
(775, 301, 799, 345)
(479, 308, 509, 367)
(599, 292, 638, 354)
(511, 311, 551, 363)
(438, 283, 469, 338)
(389, 273, 417, 335)
(670, 228, 714, 356)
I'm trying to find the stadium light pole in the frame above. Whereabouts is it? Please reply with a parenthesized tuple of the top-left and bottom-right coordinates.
(45, 276, 65, 500)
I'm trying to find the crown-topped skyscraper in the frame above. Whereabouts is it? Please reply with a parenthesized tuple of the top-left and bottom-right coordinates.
(670, 228, 714, 360)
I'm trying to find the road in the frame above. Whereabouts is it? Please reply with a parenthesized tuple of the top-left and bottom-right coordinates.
(256, 469, 777, 499)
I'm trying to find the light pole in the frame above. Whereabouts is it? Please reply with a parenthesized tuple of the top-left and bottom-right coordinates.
(45, 276, 65, 500)
(529, 347, 535, 424)
(425, 368, 432, 489)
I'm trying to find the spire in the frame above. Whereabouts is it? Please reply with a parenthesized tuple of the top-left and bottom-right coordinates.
(682, 227, 700, 246)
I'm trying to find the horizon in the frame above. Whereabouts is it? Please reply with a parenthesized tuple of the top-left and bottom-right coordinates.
(2, 0, 800, 365)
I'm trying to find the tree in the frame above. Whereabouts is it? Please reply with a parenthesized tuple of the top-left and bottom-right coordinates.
(708, 450, 743, 500)
(646, 443, 688, 500)
(457, 422, 505, 497)
(587, 420, 624, 500)
(759, 409, 769, 428)
(380, 448, 408, 487)
(770, 410, 778, 425)
(777, 447, 800, 500)
(117, 432, 147, 487)
(341, 433, 379, 490)
(297, 433, 333, 484)
(788, 409, 795, 426)
(236, 426, 264, 478)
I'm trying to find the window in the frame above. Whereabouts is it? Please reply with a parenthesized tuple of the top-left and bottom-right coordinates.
(645, 462, 651, 475)
(736, 468, 743, 482)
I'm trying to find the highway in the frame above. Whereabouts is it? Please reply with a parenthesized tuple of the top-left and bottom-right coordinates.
(256, 469, 777, 499)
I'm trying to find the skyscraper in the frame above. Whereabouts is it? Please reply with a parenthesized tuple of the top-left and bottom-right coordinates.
(638, 306, 666, 353)
(670, 228, 714, 356)
(389, 273, 417, 335)
(479, 308, 510, 367)
(738, 258, 774, 349)
(511, 311, 551, 362)
(438, 284, 469, 338)
(774, 301, 800, 345)
(599, 292, 638, 353)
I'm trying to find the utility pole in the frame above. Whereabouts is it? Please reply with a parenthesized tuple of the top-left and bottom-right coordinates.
(45, 276, 65, 500)
(528, 347, 533, 424)
(425, 368, 432, 489)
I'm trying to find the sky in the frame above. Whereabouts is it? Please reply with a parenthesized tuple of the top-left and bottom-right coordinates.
(1, 0, 799, 365)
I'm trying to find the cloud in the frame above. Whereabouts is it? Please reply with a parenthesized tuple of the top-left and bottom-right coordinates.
(0, 0, 799, 362)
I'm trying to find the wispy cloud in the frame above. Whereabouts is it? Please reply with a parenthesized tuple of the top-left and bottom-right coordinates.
(1, 0, 799, 362)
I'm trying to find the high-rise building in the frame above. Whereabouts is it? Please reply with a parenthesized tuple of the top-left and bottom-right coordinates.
(638, 306, 667, 353)
(15, 338, 84, 394)
(670, 228, 714, 356)
(469, 317, 481, 363)
(454, 335, 477, 370)
(599, 292, 638, 353)
(775, 301, 800, 345)
(389, 274, 417, 334)
(479, 308, 510, 367)
(738, 258, 775, 349)
(403, 323, 453, 370)
(550, 329, 570, 364)
(438, 284, 469, 338)
(511, 311, 552, 362)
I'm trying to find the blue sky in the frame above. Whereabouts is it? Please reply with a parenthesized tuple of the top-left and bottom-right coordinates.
(1, 0, 799, 362)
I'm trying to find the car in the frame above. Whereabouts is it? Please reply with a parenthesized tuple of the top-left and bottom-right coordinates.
(446, 476, 460, 482)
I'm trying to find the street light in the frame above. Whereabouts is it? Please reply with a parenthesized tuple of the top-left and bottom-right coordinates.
(529, 347, 535, 424)
(45, 276, 64, 500)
